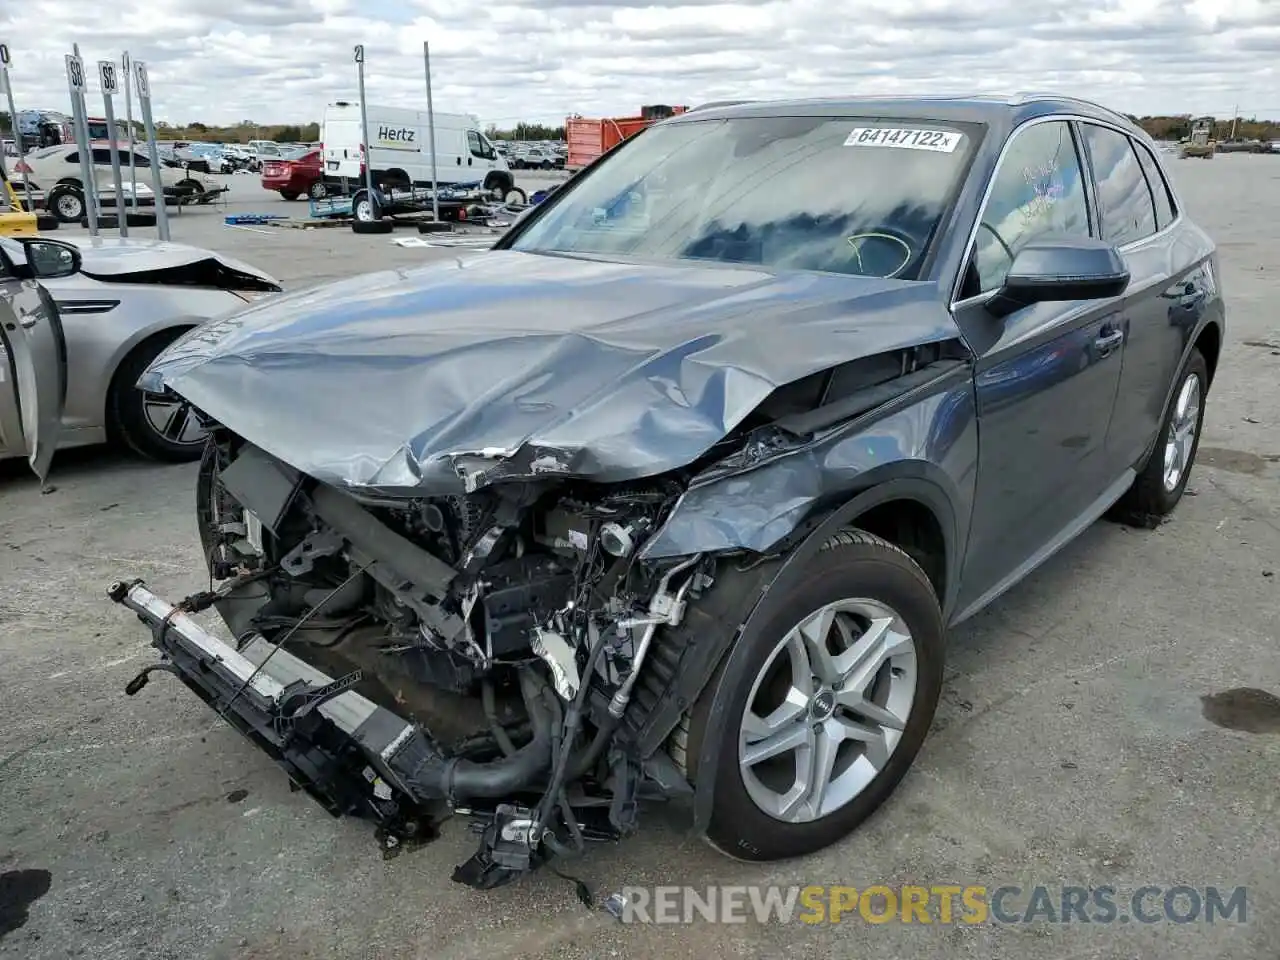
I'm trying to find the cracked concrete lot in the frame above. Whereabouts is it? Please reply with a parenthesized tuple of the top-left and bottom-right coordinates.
(1, 160, 1277, 960)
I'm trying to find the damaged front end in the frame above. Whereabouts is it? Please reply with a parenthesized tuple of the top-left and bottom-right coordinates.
(110, 429, 722, 889)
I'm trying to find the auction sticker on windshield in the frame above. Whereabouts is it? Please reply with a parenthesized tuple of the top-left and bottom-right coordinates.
(844, 128, 963, 152)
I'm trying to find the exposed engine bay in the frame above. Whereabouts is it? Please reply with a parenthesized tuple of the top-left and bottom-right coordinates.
(105, 341, 965, 890)
(114, 428, 721, 890)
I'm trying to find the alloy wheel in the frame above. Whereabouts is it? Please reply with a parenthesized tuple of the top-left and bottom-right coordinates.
(738, 598, 918, 823)
(1162, 372, 1201, 492)
(142, 392, 208, 448)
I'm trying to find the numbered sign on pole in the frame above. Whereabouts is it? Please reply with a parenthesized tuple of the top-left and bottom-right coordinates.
(134, 60, 150, 99)
(66, 53, 86, 92)
(353, 44, 364, 63)
(98, 60, 118, 96)
(0, 42, 11, 66)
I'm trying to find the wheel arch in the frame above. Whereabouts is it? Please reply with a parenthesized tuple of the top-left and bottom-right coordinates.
(628, 473, 962, 835)
(1193, 319, 1221, 388)
(677, 479, 956, 836)
(100, 321, 200, 426)
(483, 169, 513, 191)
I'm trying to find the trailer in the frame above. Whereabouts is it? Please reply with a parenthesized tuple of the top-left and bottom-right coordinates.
(564, 104, 688, 171)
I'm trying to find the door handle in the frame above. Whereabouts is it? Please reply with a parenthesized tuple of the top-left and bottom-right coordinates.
(1094, 329, 1124, 356)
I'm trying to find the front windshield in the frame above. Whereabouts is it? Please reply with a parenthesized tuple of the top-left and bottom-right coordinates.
(510, 116, 980, 279)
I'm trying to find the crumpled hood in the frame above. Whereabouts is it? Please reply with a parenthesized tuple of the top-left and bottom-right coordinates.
(63, 236, 279, 287)
(141, 250, 958, 495)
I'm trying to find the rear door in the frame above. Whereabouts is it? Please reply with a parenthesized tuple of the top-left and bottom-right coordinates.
(0, 242, 68, 480)
(1076, 123, 1203, 471)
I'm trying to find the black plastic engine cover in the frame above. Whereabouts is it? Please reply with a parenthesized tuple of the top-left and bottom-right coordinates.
(481, 556, 575, 656)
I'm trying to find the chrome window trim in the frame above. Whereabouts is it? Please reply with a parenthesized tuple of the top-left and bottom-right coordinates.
(949, 112, 1185, 312)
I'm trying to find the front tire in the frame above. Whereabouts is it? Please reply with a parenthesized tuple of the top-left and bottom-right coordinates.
(679, 530, 944, 862)
(1112, 347, 1208, 524)
(107, 335, 210, 463)
(46, 183, 85, 223)
(279, 190, 300, 201)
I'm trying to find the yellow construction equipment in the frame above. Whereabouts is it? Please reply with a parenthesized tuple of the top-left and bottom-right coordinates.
(0, 165, 39, 236)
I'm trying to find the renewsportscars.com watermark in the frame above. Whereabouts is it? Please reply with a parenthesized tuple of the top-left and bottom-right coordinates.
(611, 884, 1248, 925)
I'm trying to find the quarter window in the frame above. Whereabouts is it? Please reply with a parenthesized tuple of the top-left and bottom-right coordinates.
(1080, 123, 1156, 245)
(1132, 140, 1176, 230)
(969, 120, 1091, 295)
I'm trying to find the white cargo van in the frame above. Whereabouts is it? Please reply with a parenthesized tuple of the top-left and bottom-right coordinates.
(320, 101, 517, 199)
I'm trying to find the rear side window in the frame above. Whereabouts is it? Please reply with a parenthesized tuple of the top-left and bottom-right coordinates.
(1132, 141, 1176, 230)
(64, 151, 79, 163)
(1080, 123, 1156, 245)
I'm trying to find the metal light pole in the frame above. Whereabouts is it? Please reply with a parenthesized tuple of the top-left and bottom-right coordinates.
(132, 60, 170, 239)
(423, 41, 439, 222)
(0, 41, 35, 212)
(98, 60, 127, 236)
(66, 47, 99, 234)
(354, 44, 374, 203)
(123, 50, 137, 210)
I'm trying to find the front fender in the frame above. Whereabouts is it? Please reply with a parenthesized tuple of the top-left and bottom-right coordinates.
(639, 373, 978, 589)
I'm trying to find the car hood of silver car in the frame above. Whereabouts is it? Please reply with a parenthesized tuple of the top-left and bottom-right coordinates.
(62, 237, 278, 288)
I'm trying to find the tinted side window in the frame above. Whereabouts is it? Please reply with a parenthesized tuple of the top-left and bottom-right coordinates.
(64, 152, 79, 163)
(1133, 140, 1176, 229)
(467, 130, 487, 159)
(1080, 123, 1156, 245)
(970, 120, 1091, 294)
(90, 148, 114, 165)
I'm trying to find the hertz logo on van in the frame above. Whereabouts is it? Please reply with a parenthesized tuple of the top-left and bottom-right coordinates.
(375, 126, 419, 151)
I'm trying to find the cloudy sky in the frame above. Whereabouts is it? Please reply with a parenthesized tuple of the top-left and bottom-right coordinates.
(2, 0, 1277, 128)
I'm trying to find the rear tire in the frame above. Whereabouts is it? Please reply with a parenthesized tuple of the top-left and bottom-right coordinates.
(307, 180, 328, 200)
(1111, 347, 1208, 526)
(107, 334, 209, 463)
(677, 530, 944, 862)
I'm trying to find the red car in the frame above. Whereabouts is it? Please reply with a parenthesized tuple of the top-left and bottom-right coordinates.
(261, 149, 327, 201)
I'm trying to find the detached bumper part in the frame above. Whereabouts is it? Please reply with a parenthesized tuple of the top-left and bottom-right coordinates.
(106, 579, 569, 886)
(107, 580, 433, 817)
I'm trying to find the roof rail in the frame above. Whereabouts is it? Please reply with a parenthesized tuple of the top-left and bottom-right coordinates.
(688, 100, 757, 112)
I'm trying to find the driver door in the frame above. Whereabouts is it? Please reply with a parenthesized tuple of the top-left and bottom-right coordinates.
(951, 118, 1127, 618)
(0, 242, 68, 481)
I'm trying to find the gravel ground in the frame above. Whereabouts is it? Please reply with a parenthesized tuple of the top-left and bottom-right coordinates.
(1, 156, 1278, 960)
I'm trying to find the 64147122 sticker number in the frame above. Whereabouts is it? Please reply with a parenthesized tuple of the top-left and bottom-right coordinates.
(843, 127, 963, 152)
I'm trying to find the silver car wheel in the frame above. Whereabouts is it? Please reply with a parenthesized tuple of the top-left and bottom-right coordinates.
(57, 193, 83, 219)
(142, 393, 208, 447)
(738, 597, 918, 824)
(1162, 372, 1201, 492)
(354, 197, 375, 222)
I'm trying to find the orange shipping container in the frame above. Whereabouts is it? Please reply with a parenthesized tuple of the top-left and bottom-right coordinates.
(565, 107, 688, 170)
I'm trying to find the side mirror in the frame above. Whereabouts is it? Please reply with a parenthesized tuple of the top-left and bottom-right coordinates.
(20, 239, 81, 280)
(987, 237, 1129, 319)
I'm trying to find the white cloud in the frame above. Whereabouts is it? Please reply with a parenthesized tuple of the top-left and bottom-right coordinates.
(1, 0, 1276, 128)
